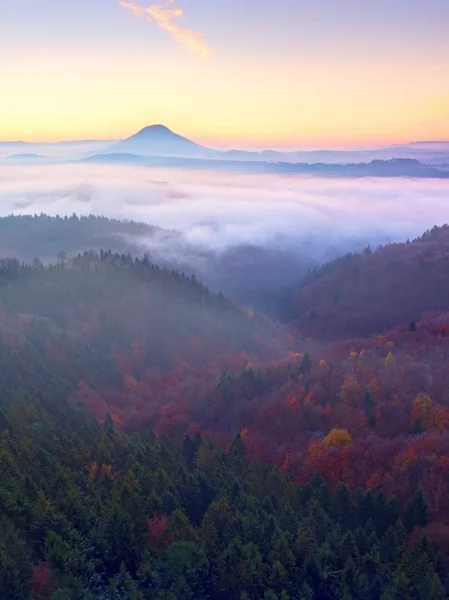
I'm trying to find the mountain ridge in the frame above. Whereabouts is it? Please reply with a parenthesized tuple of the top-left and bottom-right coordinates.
(2, 125, 449, 164)
(289, 224, 449, 339)
(80, 152, 449, 177)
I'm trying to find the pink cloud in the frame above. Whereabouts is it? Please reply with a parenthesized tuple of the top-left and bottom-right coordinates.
(119, 0, 212, 57)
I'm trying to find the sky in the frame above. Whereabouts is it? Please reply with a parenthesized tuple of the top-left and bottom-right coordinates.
(2, 0, 449, 147)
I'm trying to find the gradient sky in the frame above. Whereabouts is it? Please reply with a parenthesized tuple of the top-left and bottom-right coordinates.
(2, 0, 449, 147)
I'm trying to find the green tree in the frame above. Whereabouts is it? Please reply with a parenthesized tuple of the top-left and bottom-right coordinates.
(404, 489, 428, 532)
(380, 571, 413, 600)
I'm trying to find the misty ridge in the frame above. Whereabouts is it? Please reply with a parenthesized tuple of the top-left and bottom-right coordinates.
(2, 162, 449, 312)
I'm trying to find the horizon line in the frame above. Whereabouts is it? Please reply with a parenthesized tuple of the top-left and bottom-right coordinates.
(1, 125, 449, 151)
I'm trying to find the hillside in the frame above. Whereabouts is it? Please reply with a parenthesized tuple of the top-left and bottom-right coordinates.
(290, 224, 449, 339)
(4, 225, 449, 596)
(0, 214, 313, 314)
(0, 252, 285, 431)
(3, 248, 449, 519)
(2, 385, 443, 599)
(2, 254, 449, 598)
(0, 214, 168, 262)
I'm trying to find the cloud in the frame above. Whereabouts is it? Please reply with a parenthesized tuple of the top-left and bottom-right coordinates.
(119, 0, 212, 57)
(2, 163, 449, 252)
(2, 162, 449, 308)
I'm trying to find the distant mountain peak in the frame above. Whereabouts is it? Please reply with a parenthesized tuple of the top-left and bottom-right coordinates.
(136, 124, 174, 135)
(108, 124, 212, 158)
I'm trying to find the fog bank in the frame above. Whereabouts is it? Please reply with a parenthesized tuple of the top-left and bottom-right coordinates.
(1, 163, 449, 311)
(2, 163, 449, 247)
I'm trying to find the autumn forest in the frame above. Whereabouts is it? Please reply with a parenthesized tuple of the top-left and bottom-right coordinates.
(2, 214, 449, 599)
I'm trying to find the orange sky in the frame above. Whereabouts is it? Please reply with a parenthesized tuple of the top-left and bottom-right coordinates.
(2, 0, 449, 147)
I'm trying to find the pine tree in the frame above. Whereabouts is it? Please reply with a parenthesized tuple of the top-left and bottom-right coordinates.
(299, 353, 312, 374)
(404, 489, 428, 532)
(380, 571, 413, 600)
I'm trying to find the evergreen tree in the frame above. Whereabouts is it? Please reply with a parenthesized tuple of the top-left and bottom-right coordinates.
(404, 489, 428, 532)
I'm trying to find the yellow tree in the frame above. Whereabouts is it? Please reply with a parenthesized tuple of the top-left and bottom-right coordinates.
(323, 428, 353, 449)
(339, 375, 362, 407)
(385, 351, 396, 368)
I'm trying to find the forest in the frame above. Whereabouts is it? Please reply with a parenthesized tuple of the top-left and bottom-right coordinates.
(3, 216, 449, 598)
(0, 214, 311, 314)
(291, 224, 449, 338)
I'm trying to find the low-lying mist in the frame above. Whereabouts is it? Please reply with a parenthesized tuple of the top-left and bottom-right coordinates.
(2, 163, 449, 313)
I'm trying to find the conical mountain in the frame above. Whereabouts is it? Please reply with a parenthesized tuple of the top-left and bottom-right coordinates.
(108, 124, 213, 157)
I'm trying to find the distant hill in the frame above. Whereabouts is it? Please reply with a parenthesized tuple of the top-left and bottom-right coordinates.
(107, 124, 214, 158)
(82, 152, 449, 178)
(0, 214, 313, 315)
(397, 141, 449, 150)
(2, 128, 449, 164)
(289, 224, 449, 339)
(222, 144, 449, 165)
(0, 140, 27, 146)
(81, 152, 150, 165)
(6, 153, 45, 161)
(0, 139, 114, 160)
(0, 214, 167, 262)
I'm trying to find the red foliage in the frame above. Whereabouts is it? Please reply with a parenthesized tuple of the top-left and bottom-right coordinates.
(146, 515, 168, 550)
(29, 564, 59, 599)
(10, 248, 449, 551)
(42, 308, 449, 529)
(294, 226, 449, 339)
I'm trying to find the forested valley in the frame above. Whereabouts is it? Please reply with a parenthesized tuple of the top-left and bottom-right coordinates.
(2, 215, 449, 599)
